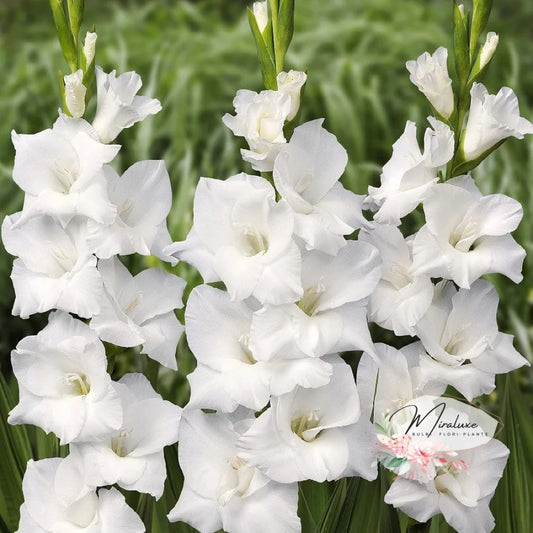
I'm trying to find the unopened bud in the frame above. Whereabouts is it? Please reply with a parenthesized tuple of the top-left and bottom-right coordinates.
(252, 1, 269, 33)
(64, 70, 86, 118)
(83, 32, 97, 66)
(458, 4, 465, 18)
(276, 70, 307, 121)
(480, 32, 499, 70)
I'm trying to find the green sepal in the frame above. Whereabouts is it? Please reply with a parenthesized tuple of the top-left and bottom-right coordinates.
(57, 69, 72, 116)
(49, 0, 78, 72)
(263, 19, 275, 62)
(453, 1, 470, 89)
(277, 0, 295, 69)
(82, 55, 96, 111)
(67, 0, 84, 45)
(470, 0, 493, 57)
(451, 138, 506, 177)
(467, 40, 496, 85)
(247, 7, 277, 90)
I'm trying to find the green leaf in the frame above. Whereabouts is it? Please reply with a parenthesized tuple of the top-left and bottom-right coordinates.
(348, 476, 381, 532)
(334, 477, 361, 532)
(0, 373, 31, 531)
(298, 480, 331, 532)
(49, 0, 78, 72)
(380, 472, 402, 533)
(247, 7, 277, 90)
(319, 478, 348, 533)
(492, 374, 532, 532)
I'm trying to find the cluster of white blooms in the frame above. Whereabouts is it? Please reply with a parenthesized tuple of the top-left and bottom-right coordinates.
(361, 41, 532, 532)
(3, 53, 184, 532)
(166, 34, 532, 533)
(5, 5, 532, 532)
(165, 71, 385, 532)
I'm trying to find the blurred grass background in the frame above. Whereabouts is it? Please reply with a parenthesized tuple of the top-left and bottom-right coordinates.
(0, 0, 532, 532)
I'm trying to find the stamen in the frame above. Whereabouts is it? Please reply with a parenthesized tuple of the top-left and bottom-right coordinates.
(297, 282, 325, 316)
(291, 410, 321, 441)
(242, 226, 269, 256)
(238, 334, 256, 364)
(111, 431, 130, 457)
(65, 372, 91, 396)
(124, 297, 139, 313)
(53, 163, 77, 193)
(119, 198, 134, 216)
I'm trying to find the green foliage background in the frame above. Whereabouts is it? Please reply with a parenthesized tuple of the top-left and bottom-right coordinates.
(0, 1, 532, 532)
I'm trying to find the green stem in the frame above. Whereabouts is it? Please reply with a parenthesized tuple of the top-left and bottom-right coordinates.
(407, 521, 432, 533)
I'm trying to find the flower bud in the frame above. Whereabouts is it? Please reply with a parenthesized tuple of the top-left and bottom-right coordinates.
(252, 1, 269, 33)
(479, 32, 499, 70)
(64, 69, 86, 118)
(83, 31, 97, 66)
(406, 47, 454, 119)
(276, 70, 307, 120)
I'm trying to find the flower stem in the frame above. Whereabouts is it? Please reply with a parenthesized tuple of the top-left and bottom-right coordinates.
(407, 521, 432, 533)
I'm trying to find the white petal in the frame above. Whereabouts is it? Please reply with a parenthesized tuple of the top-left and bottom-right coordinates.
(384, 477, 440, 523)
(98, 488, 145, 533)
(220, 481, 300, 533)
(167, 482, 222, 532)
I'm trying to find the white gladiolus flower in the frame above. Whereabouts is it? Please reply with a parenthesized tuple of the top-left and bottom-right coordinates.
(384, 440, 509, 533)
(252, 0, 269, 33)
(92, 67, 162, 144)
(90, 257, 185, 369)
(2, 214, 104, 318)
(406, 47, 454, 119)
(168, 409, 300, 533)
(165, 174, 303, 305)
(411, 175, 525, 288)
(357, 343, 446, 482)
(222, 89, 291, 171)
(366, 118, 454, 225)
(462, 83, 533, 160)
(273, 119, 366, 254)
(87, 161, 174, 260)
(70, 373, 181, 499)
(11, 115, 119, 226)
(479, 32, 499, 70)
(185, 285, 332, 413)
(359, 224, 433, 336)
(248, 240, 381, 360)
(238, 356, 378, 483)
(83, 32, 97, 66)
(415, 280, 529, 401)
(357, 343, 445, 422)
(16, 458, 145, 533)
(276, 70, 307, 120)
(8, 311, 122, 444)
(64, 70, 87, 118)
